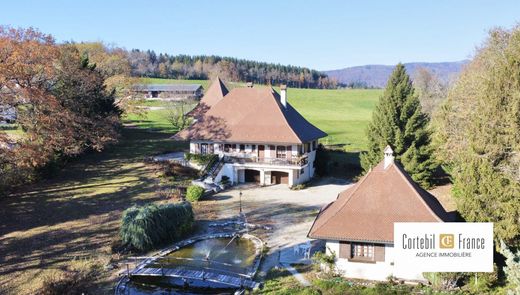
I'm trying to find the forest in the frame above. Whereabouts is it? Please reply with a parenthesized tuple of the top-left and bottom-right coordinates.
(127, 49, 337, 88)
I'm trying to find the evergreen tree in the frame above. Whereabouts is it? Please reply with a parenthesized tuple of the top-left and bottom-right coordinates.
(361, 64, 436, 187)
(436, 25, 520, 244)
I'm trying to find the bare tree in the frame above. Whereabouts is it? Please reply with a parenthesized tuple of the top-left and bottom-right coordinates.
(412, 67, 447, 116)
(165, 100, 196, 131)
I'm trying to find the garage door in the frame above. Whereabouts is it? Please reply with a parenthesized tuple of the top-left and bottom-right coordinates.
(244, 169, 260, 183)
(271, 171, 289, 184)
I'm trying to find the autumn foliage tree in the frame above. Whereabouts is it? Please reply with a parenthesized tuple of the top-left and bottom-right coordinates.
(0, 27, 121, 193)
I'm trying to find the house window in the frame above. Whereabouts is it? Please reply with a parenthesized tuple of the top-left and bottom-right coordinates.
(276, 146, 286, 159)
(304, 143, 310, 153)
(312, 141, 317, 150)
(300, 168, 305, 174)
(200, 143, 208, 155)
(239, 144, 245, 152)
(251, 145, 256, 152)
(224, 144, 231, 152)
(351, 243, 374, 260)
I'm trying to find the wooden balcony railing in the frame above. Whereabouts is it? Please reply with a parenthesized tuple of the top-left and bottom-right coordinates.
(221, 153, 308, 166)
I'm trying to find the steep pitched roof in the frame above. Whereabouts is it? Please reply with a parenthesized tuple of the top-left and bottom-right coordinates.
(201, 76, 228, 107)
(308, 160, 450, 244)
(188, 77, 229, 118)
(175, 85, 327, 144)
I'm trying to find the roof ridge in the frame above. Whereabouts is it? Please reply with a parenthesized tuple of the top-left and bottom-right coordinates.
(391, 162, 443, 222)
(269, 88, 304, 143)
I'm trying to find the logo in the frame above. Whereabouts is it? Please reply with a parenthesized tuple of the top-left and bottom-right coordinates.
(439, 234, 454, 249)
(394, 222, 493, 272)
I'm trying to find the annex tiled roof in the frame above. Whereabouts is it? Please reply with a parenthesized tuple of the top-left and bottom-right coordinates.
(175, 82, 327, 144)
(308, 160, 450, 244)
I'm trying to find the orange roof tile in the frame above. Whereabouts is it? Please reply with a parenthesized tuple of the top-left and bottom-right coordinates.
(175, 83, 326, 144)
(308, 160, 450, 243)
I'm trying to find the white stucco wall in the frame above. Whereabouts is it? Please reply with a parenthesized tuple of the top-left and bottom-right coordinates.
(325, 241, 426, 282)
(214, 163, 235, 184)
(189, 142, 197, 153)
(190, 140, 320, 187)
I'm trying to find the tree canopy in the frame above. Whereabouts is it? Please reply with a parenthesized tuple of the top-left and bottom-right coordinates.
(361, 64, 436, 188)
(436, 26, 520, 244)
(0, 27, 121, 194)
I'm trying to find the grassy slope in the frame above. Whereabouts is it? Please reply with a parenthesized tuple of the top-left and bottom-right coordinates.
(138, 78, 381, 151)
(286, 88, 380, 151)
(0, 127, 186, 293)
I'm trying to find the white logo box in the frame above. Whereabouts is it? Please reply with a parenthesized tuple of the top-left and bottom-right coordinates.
(394, 222, 493, 272)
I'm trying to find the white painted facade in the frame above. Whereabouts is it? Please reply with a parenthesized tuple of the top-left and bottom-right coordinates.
(189, 140, 318, 187)
(325, 241, 426, 282)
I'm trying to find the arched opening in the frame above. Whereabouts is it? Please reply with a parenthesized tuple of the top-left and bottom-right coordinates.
(244, 169, 260, 183)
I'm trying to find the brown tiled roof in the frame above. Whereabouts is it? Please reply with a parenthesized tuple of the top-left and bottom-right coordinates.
(188, 77, 229, 118)
(175, 84, 327, 144)
(201, 76, 229, 107)
(308, 160, 450, 244)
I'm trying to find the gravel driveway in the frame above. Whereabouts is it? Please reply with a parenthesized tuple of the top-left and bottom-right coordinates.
(196, 177, 353, 276)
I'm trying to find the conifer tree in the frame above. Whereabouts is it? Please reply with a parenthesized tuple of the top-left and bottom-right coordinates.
(436, 26, 520, 244)
(361, 64, 436, 187)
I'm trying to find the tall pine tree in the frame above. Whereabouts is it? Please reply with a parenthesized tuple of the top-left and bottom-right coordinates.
(361, 64, 436, 188)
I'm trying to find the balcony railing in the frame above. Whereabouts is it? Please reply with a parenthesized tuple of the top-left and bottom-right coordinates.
(221, 152, 308, 166)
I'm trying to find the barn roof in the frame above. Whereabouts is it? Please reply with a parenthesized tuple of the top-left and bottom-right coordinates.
(174, 83, 327, 144)
(308, 157, 450, 244)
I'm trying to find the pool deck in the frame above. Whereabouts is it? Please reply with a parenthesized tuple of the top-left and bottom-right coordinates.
(130, 267, 260, 289)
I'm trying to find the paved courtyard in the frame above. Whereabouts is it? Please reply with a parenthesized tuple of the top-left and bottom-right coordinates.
(196, 177, 353, 277)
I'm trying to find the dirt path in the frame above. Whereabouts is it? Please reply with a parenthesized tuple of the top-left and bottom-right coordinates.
(0, 128, 184, 294)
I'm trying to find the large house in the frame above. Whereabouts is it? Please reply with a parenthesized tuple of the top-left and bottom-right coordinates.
(134, 84, 204, 100)
(174, 78, 327, 187)
(308, 146, 451, 281)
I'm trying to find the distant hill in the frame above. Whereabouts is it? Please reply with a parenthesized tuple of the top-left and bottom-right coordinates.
(325, 61, 469, 88)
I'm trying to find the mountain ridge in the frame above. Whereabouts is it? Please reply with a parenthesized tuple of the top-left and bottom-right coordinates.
(324, 60, 469, 88)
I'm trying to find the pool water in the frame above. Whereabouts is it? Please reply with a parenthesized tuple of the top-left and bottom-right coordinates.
(148, 237, 257, 275)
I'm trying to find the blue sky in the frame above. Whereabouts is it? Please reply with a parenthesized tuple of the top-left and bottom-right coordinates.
(1, 0, 519, 70)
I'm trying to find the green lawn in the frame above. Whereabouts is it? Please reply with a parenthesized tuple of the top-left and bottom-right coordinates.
(140, 77, 211, 89)
(124, 109, 174, 132)
(284, 87, 381, 151)
(137, 78, 381, 152)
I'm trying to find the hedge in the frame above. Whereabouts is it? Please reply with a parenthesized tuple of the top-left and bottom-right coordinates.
(120, 202, 194, 251)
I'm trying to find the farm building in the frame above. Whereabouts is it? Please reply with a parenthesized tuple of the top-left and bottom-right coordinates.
(308, 146, 451, 282)
(133, 84, 204, 100)
(174, 77, 327, 187)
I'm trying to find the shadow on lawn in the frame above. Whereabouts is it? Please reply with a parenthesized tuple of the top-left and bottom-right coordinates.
(0, 128, 189, 284)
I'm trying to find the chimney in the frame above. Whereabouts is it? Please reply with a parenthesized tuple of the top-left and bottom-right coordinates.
(246, 82, 253, 88)
(280, 85, 287, 108)
(383, 145, 394, 169)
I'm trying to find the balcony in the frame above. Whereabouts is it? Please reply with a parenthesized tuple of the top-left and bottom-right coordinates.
(221, 152, 308, 167)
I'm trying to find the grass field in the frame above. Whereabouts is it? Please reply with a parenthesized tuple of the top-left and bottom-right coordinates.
(133, 78, 382, 151)
(283, 87, 380, 151)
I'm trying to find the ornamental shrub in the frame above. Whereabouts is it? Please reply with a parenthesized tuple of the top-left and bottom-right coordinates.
(120, 202, 194, 251)
(186, 185, 205, 202)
